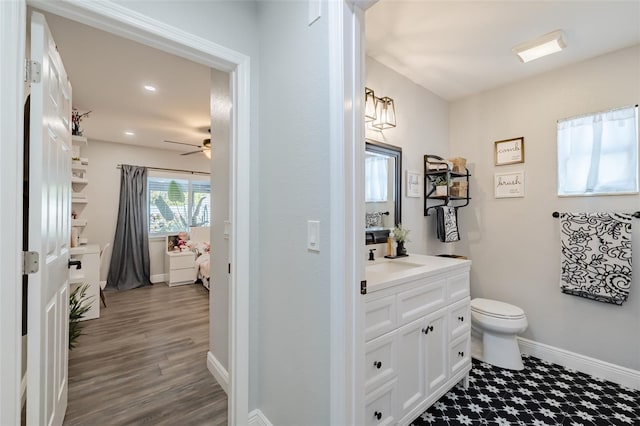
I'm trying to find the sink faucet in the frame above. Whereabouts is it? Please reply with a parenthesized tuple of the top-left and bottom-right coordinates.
(368, 248, 376, 261)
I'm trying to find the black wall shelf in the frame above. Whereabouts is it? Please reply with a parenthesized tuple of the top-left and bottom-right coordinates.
(424, 154, 471, 216)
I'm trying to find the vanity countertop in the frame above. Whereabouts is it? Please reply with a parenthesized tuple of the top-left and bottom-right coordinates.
(365, 253, 471, 293)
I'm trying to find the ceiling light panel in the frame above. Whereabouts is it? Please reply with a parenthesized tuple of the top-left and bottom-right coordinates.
(143, 84, 157, 92)
(513, 30, 566, 63)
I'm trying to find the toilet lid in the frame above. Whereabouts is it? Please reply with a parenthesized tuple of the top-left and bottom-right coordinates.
(471, 298, 525, 319)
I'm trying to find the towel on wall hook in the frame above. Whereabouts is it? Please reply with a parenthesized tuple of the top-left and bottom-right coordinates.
(559, 212, 632, 305)
(436, 206, 460, 242)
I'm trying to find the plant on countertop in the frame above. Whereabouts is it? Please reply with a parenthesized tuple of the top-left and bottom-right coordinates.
(393, 224, 411, 243)
(69, 283, 92, 350)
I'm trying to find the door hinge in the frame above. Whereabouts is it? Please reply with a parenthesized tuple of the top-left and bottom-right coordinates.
(22, 251, 40, 275)
(25, 60, 42, 84)
(360, 280, 367, 295)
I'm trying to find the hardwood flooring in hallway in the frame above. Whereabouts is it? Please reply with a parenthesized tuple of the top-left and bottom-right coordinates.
(63, 283, 226, 426)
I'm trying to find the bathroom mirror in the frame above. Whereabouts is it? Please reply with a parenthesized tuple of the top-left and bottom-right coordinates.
(365, 139, 402, 244)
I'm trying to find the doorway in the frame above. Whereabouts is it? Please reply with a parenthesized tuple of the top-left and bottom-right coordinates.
(1, 1, 251, 425)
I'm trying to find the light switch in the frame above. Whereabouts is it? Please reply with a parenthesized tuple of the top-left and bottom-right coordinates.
(307, 220, 320, 251)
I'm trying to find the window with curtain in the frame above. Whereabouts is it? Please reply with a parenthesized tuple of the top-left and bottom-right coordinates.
(365, 153, 389, 202)
(557, 105, 638, 196)
(148, 176, 211, 235)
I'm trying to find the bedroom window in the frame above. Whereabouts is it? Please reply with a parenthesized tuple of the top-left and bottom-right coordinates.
(557, 105, 638, 196)
(148, 176, 211, 235)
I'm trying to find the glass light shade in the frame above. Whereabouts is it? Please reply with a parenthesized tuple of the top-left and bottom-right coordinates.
(364, 87, 377, 122)
(372, 97, 396, 129)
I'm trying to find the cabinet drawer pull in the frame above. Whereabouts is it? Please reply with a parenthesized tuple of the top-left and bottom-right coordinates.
(373, 361, 382, 369)
(421, 325, 434, 334)
(458, 316, 464, 322)
(374, 411, 382, 420)
(458, 351, 465, 357)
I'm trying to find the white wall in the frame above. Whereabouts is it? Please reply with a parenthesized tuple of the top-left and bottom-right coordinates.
(80, 140, 210, 279)
(449, 45, 640, 370)
(255, 1, 331, 423)
(365, 57, 450, 256)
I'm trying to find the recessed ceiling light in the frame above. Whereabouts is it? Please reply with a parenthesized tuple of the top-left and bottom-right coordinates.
(124, 131, 135, 136)
(143, 85, 157, 92)
(513, 30, 566, 63)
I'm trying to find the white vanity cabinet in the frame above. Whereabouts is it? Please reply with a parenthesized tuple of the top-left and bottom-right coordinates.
(364, 256, 471, 425)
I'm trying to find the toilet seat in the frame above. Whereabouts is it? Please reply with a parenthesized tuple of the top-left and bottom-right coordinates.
(471, 298, 525, 320)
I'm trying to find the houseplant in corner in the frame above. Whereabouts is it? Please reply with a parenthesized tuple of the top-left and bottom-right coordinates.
(393, 224, 410, 257)
(69, 283, 92, 350)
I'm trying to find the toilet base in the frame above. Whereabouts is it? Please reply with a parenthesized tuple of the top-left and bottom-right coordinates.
(471, 328, 524, 370)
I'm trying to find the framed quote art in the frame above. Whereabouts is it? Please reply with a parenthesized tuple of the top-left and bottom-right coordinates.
(495, 171, 525, 198)
(495, 137, 524, 166)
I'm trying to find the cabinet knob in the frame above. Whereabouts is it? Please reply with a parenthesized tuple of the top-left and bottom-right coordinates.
(458, 351, 465, 357)
(458, 316, 464, 322)
(373, 361, 382, 369)
(422, 325, 434, 334)
(374, 411, 382, 420)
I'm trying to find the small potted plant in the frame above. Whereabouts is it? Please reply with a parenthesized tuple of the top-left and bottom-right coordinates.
(433, 176, 449, 196)
(393, 224, 410, 257)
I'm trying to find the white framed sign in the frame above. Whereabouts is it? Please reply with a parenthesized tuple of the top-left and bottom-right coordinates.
(495, 137, 524, 166)
(495, 171, 525, 198)
(406, 170, 421, 198)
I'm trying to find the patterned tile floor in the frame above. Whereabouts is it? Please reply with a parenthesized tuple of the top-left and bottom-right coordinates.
(411, 355, 640, 426)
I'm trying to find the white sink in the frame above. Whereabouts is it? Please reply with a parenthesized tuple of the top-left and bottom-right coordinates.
(365, 260, 423, 275)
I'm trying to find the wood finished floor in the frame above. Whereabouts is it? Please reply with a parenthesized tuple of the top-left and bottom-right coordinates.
(63, 283, 227, 426)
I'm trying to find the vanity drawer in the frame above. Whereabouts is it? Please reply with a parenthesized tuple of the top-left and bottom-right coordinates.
(365, 333, 396, 395)
(365, 295, 397, 341)
(365, 379, 397, 426)
(396, 279, 446, 326)
(448, 298, 470, 339)
(447, 272, 470, 302)
(450, 335, 471, 376)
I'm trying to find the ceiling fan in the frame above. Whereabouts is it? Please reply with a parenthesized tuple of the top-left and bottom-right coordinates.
(163, 136, 211, 156)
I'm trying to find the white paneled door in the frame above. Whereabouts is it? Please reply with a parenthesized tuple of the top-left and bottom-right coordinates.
(27, 11, 72, 426)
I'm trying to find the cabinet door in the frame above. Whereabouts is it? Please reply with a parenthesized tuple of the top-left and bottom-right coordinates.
(396, 318, 426, 418)
(424, 309, 448, 394)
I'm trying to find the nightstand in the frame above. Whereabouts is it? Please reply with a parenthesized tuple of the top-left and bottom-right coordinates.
(165, 251, 196, 286)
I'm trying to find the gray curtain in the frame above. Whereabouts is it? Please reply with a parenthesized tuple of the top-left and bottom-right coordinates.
(107, 165, 151, 290)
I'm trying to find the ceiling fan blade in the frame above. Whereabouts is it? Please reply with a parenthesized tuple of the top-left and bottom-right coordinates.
(180, 149, 204, 156)
(164, 140, 200, 147)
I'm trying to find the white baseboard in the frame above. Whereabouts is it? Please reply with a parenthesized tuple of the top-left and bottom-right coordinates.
(150, 273, 167, 284)
(248, 409, 273, 426)
(518, 337, 640, 390)
(206, 351, 229, 395)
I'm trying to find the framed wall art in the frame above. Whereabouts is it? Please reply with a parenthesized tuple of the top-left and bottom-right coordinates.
(406, 170, 421, 198)
(495, 171, 525, 198)
(495, 137, 524, 166)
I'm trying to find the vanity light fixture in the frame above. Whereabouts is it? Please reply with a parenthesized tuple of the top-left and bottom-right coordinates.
(513, 30, 566, 63)
(372, 96, 396, 129)
(364, 87, 377, 122)
(365, 87, 397, 129)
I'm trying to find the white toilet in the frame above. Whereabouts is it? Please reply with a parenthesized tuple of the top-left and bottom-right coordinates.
(470, 298, 528, 370)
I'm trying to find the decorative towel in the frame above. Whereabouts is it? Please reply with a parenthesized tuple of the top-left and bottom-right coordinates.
(436, 206, 460, 242)
(560, 212, 632, 305)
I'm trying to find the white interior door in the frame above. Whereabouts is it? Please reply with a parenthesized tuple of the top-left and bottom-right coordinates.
(27, 11, 72, 426)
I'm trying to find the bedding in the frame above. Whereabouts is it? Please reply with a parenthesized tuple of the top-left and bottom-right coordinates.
(187, 227, 211, 289)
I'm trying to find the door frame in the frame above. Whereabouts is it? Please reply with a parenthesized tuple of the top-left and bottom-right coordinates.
(0, 1, 251, 424)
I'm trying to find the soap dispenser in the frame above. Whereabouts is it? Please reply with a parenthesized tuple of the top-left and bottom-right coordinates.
(386, 231, 394, 257)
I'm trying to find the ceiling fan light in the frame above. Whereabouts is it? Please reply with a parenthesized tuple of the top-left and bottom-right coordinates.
(513, 30, 566, 63)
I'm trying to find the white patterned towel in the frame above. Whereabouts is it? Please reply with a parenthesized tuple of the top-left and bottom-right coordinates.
(436, 206, 460, 243)
(560, 212, 632, 305)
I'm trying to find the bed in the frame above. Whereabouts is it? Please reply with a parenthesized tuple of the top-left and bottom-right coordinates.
(188, 226, 211, 289)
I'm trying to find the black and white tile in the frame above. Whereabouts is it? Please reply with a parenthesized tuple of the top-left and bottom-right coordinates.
(411, 355, 640, 426)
